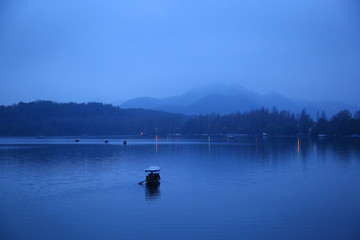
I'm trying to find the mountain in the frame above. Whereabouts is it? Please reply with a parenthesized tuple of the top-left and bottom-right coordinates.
(119, 84, 358, 118)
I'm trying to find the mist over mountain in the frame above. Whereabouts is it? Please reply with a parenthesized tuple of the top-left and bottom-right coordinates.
(119, 85, 358, 118)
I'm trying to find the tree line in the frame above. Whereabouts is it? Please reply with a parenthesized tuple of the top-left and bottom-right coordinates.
(184, 108, 360, 137)
(0, 101, 186, 136)
(0, 101, 359, 137)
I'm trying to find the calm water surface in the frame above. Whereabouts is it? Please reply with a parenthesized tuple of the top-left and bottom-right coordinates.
(0, 137, 360, 240)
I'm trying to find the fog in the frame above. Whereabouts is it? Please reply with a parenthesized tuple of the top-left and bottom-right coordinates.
(0, 0, 359, 106)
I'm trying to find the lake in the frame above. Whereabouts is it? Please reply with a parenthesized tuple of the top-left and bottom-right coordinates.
(0, 137, 360, 240)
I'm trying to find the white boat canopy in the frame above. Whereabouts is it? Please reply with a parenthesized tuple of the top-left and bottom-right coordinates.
(145, 166, 161, 172)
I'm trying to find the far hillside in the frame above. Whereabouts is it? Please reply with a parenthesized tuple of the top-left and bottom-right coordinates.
(119, 85, 357, 118)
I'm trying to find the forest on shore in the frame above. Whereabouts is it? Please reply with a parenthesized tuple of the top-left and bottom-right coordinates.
(0, 101, 359, 137)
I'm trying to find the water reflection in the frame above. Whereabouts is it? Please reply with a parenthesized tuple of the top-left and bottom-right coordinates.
(208, 136, 211, 152)
(1, 137, 360, 239)
(155, 135, 158, 152)
(144, 183, 160, 201)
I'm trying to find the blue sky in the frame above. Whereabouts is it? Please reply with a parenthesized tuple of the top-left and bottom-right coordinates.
(0, 0, 359, 105)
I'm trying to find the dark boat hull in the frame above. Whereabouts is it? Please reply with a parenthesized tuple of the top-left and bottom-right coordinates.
(146, 181, 160, 186)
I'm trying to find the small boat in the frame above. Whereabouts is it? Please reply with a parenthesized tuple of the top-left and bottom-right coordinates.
(145, 166, 161, 185)
(75, 138, 80, 142)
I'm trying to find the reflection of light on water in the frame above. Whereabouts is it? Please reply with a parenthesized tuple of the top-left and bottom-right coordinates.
(155, 135, 158, 152)
(298, 139, 300, 159)
(208, 136, 211, 152)
(314, 144, 316, 152)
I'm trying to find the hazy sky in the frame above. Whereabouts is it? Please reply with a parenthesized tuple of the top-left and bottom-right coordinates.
(1, 0, 359, 105)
